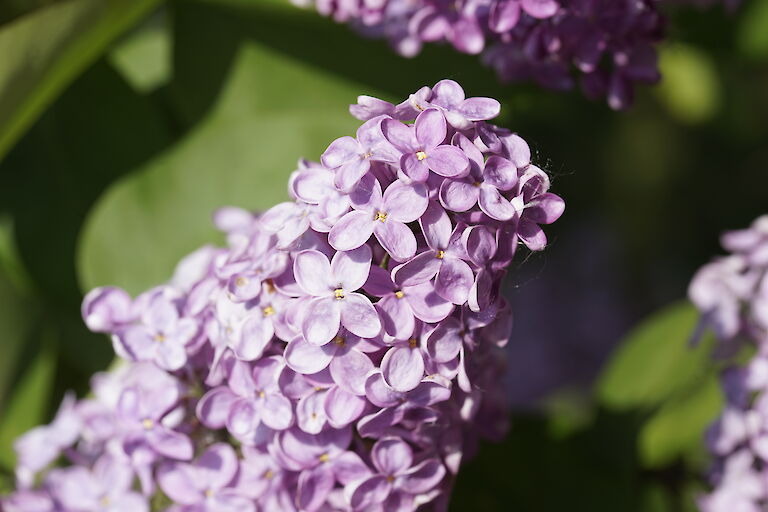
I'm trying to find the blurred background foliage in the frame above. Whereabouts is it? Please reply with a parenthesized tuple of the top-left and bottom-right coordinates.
(0, 0, 767, 508)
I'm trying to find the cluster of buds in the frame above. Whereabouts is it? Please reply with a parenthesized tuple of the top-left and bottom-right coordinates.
(293, 0, 666, 109)
(1, 80, 564, 512)
(689, 215, 768, 512)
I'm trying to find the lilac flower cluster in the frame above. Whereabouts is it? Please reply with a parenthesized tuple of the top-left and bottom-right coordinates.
(1, 80, 564, 512)
(688, 215, 768, 512)
(293, 0, 668, 109)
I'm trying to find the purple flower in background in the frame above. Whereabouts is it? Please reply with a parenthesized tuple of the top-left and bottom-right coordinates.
(46, 456, 148, 512)
(293, 0, 732, 109)
(691, 214, 768, 509)
(5, 80, 564, 512)
(294, 246, 382, 344)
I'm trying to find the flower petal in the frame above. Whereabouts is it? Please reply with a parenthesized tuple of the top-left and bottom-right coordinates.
(376, 294, 416, 339)
(427, 145, 470, 178)
(482, 155, 518, 191)
(398, 458, 446, 494)
(321, 136, 359, 169)
(381, 119, 417, 152)
(375, 220, 417, 262)
(381, 346, 424, 393)
(302, 297, 342, 345)
(328, 210, 375, 252)
(196, 387, 238, 429)
(435, 258, 474, 305)
(382, 181, 428, 223)
(261, 393, 294, 430)
(404, 282, 454, 323)
(372, 437, 414, 476)
(284, 336, 335, 374)
(332, 245, 373, 292)
(459, 97, 502, 121)
(330, 347, 375, 395)
(478, 186, 515, 221)
(439, 178, 478, 212)
(415, 108, 447, 149)
(324, 386, 366, 428)
(334, 157, 371, 193)
(293, 250, 333, 296)
(391, 251, 442, 287)
(340, 293, 381, 340)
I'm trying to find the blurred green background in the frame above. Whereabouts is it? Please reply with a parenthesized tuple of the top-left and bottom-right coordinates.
(0, 0, 767, 509)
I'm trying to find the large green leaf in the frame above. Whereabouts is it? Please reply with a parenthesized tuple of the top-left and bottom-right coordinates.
(638, 375, 722, 468)
(0, 0, 161, 163)
(597, 301, 714, 409)
(78, 3, 366, 294)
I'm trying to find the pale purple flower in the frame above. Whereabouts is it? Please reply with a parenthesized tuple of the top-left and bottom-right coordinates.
(344, 438, 446, 509)
(427, 79, 501, 130)
(116, 287, 198, 371)
(329, 178, 428, 261)
(158, 444, 254, 512)
(321, 116, 398, 192)
(293, 246, 381, 344)
(382, 108, 469, 182)
(392, 202, 474, 305)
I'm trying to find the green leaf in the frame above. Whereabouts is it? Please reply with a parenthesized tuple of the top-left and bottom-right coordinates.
(597, 301, 713, 409)
(655, 44, 720, 124)
(737, 0, 768, 60)
(0, 0, 162, 163)
(78, 4, 363, 294)
(0, 328, 57, 470)
(638, 375, 722, 468)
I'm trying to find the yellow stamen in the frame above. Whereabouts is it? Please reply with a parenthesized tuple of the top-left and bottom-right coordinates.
(319, 453, 330, 463)
(204, 489, 215, 498)
(374, 211, 388, 222)
(334, 336, 346, 347)
(262, 306, 275, 317)
(394, 290, 405, 299)
(311, 412, 317, 419)
(264, 469, 274, 480)
(408, 338, 418, 349)
(235, 276, 249, 288)
(386, 475, 395, 483)
(153, 333, 166, 343)
(334, 288, 345, 300)
(416, 151, 427, 161)
(362, 152, 373, 159)
(265, 278, 276, 294)
(435, 250, 445, 259)
(314, 386, 324, 391)
(141, 418, 154, 430)
(100, 496, 110, 506)
(258, 390, 266, 399)
(473, 181, 482, 187)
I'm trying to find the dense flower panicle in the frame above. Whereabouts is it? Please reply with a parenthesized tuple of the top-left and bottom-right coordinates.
(1, 80, 564, 512)
(689, 215, 768, 512)
(293, 0, 733, 109)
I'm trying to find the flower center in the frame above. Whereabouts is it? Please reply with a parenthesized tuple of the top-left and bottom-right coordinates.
(264, 278, 276, 294)
(334, 288, 345, 299)
(408, 338, 418, 349)
(100, 496, 110, 507)
(334, 336, 346, 347)
(153, 333, 165, 343)
(394, 290, 405, 299)
(435, 250, 445, 259)
(362, 151, 373, 159)
(416, 151, 427, 161)
(263, 469, 274, 480)
(473, 181, 482, 187)
(319, 453, 330, 463)
(374, 211, 388, 222)
(386, 475, 395, 483)
(204, 489, 215, 498)
(258, 390, 266, 399)
(262, 306, 275, 317)
(235, 276, 249, 288)
(141, 418, 154, 430)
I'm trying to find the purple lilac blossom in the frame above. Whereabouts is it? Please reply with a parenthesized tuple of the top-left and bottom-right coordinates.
(1, 80, 564, 512)
(689, 215, 768, 511)
(293, 3, 735, 109)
